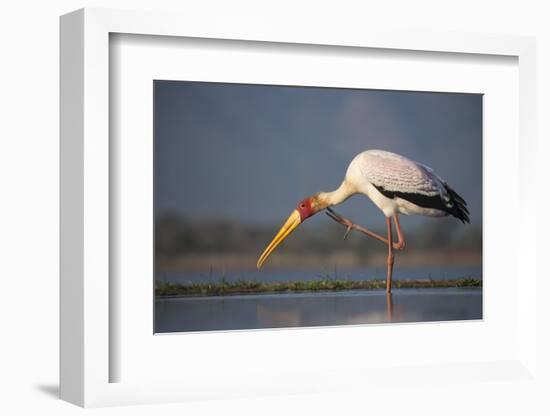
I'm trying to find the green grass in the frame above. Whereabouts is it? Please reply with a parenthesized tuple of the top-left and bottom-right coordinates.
(155, 277, 482, 297)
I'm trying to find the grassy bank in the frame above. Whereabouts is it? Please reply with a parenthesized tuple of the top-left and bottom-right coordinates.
(155, 277, 481, 297)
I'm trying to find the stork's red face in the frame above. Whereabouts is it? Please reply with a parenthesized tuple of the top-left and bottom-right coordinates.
(257, 195, 321, 269)
(296, 197, 315, 221)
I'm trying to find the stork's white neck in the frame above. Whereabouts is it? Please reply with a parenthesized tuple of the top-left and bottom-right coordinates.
(318, 180, 356, 208)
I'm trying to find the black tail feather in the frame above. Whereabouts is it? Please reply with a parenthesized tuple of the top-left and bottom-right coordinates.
(445, 185, 470, 223)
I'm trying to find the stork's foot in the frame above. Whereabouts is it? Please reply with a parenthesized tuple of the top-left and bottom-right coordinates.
(325, 208, 354, 240)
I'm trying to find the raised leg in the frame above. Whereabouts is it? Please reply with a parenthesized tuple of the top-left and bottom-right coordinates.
(386, 217, 395, 293)
(326, 208, 391, 246)
(326, 208, 405, 250)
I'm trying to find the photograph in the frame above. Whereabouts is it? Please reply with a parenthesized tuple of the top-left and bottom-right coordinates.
(153, 80, 483, 333)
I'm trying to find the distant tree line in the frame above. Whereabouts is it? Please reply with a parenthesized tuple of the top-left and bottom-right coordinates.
(156, 212, 482, 258)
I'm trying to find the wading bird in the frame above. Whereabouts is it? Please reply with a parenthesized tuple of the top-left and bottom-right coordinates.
(257, 149, 469, 293)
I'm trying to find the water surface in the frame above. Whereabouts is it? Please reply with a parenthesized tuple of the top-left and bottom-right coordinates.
(155, 288, 482, 333)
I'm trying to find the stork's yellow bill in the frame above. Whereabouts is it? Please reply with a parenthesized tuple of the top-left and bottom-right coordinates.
(257, 210, 301, 269)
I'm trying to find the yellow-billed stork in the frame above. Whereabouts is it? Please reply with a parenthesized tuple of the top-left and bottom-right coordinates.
(257, 149, 470, 293)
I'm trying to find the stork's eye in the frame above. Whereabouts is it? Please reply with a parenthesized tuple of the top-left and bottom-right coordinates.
(300, 203, 305, 209)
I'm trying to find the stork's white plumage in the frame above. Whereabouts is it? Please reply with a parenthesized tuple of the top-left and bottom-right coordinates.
(257, 149, 470, 293)
(326, 149, 470, 222)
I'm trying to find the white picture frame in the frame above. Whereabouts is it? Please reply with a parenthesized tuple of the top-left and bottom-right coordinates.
(60, 8, 537, 408)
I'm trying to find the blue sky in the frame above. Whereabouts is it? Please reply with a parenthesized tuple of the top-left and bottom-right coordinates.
(155, 81, 482, 229)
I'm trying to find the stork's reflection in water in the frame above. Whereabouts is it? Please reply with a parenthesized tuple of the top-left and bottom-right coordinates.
(255, 290, 398, 328)
(386, 292, 394, 322)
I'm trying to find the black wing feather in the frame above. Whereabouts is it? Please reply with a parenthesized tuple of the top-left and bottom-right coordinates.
(373, 184, 470, 224)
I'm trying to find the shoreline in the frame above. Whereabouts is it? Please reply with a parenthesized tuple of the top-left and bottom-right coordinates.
(155, 277, 482, 298)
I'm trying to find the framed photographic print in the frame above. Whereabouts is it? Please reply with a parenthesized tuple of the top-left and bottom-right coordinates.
(153, 80, 482, 334)
(60, 8, 537, 408)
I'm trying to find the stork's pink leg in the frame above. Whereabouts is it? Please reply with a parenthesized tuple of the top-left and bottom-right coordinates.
(326, 208, 391, 246)
(386, 217, 395, 293)
(392, 214, 405, 250)
(326, 208, 404, 250)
